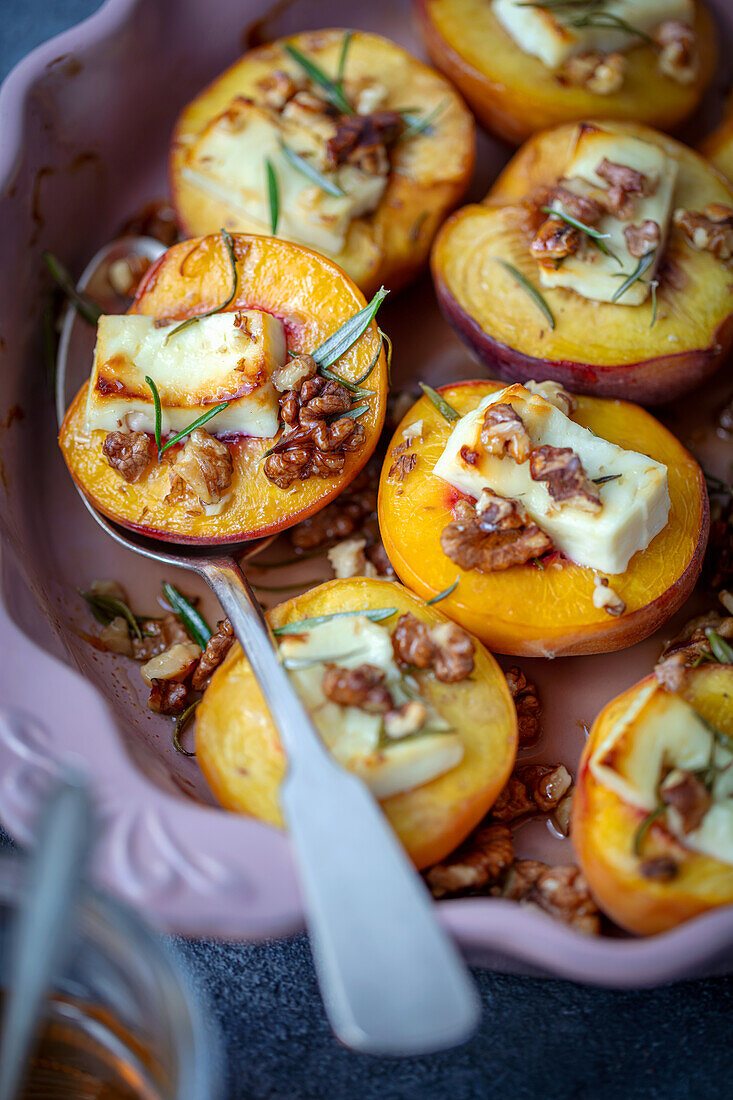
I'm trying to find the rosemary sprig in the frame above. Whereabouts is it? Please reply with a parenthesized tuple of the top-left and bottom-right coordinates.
(426, 578, 460, 605)
(280, 142, 344, 197)
(79, 589, 143, 641)
(570, 11, 651, 41)
(418, 382, 460, 422)
(145, 376, 163, 454)
(540, 205, 620, 264)
(145, 376, 230, 457)
(173, 700, 199, 757)
(632, 803, 666, 857)
(283, 42, 354, 115)
(593, 474, 621, 485)
(162, 582, 212, 649)
(312, 287, 388, 370)
(496, 259, 556, 330)
(379, 326, 393, 386)
(401, 98, 449, 140)
(273, 607, 397, 635)
(706, 628, 733, 665)
(163, 228, 239, 343)
(42, 251, 102, 325)
(351, 333, 383, 386)
(611, 250, 656, 304)
(266, 158, 279, 235)
(650, 279, 659, 328)
(336, 31, 353, 84)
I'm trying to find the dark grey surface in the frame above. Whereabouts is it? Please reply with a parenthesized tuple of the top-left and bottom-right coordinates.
(0, 3, 729, 1097)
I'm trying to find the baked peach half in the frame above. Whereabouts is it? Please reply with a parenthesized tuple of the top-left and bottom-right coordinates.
(414, 0, 715, 145)
(196, 577, 517, 869)
(432, 120, 733, 403)
(169, 29, 475, 297)
(58, 233, 387, 544)
(573, 666, 733, 935)
(378, 380, 708, 657)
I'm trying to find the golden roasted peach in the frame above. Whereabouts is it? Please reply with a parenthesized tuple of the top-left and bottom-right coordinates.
(432, 120, 733, 404)
(573, 666, 733, 935)
(59, 234, 387, 544)
(378, 380, 708, 657)
(414, 0, 716, 145)
(196, 577, 518, 869)
(170, 29, 475, 297)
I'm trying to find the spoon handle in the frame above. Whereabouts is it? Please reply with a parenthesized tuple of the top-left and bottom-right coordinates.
(196, 557, 480, 1055)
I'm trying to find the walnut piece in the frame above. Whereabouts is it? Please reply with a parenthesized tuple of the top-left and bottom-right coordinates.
(102, 431, 155, 483)
(640, 856, 679, 882)
(530, 216, 581, 270)
(191, 619, 234, 690)
(426, 824, 513, 898)
(441, 496, 552, 573)
(289, 466, 377, 550)
(271, 353, 317, 393)
(148, 679, 189, 715)
(321, 663, 393, 713)
(384, 701, 428, 739)
(328, 537, 376, 580)
(388, 453, 417, 482)
(596, 158, 656, 198)
(524, 380, 577, 416)
(255, 69, 302, 109)
(169, 429, 233, 507)
(504, 667, 542, 746)
(673, 205, 733, 262)
(480, 403, 531, 463)
(391, 613, 475, 683)
(500, 861, 600, 935)
(491, 763, 572, 822)
(654, 19, 698, 84)
(529, 445, 602, 513)
(325, 111, 403, 172)
(656, 611, 733, 686)
(549, 184, 603, 228)
(660, 769, 712, 834)
(560, 51, 625, 95)
(592, 576, 626, 617)
(624, 219, 661, 258)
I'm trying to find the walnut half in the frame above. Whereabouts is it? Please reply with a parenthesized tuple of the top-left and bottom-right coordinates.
(441, 494, 553, 573)
(529, 445, 601, 513)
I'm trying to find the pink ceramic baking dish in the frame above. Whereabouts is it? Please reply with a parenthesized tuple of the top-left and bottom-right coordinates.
(1, 0, 732, 984)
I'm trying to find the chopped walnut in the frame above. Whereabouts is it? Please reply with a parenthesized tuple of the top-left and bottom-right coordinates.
(592, 576, 626, 617)
(388, 453, 417, 482)
(391, 614, 475, 683)
(384, 701, 428, 739)
(441, 494, 552, 573)
(529, 445, 602, 513)
(321, 663, 393, 713)
(255, 69, 302, 109)
(491, 763, 572, 822)
(504, 667, 542, 746)
(148, 679, 189, 715)
(549, 184, 603, 227)
(140, 642, 201, 687)
(673, 205, 733, 262)
(169, 429, 232, 508)
(560, 50, 625, 95)
(459, 446, 479, 466)
(624, 219, 661, 258)
(660, 769, 712, 834)
(657, 611, 733, 672)
(654, 19, 698, 84)
(500, 861, 600, 935)
(191, 619, 234, 691)
(530, 216, 581, 271)
(640, 856, 679, 882)
(102, 431, 155, 483)
(597, 158, 656, 199)
(131, 620, 169, 662)
(654, 651, 689, 693)
(426, 824, 514, 899)
(289, 466, 377, 550)
(524, 380, 576, 416)
(325, 111, 403, 172)
(480, 403, 531, 463)
(553, 790, 574, 838)
(271, 354, 317, 393)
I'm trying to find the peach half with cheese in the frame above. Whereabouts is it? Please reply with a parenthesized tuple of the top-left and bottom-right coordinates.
(414, 0, 715, 144)
(573, 665, 733, 935)
(58, 233, 388, 543)
(432, 120, 733, 403)
(378, 379, 708, 657)
(169, 29, 475, 296)
(196, 577, 518, 869)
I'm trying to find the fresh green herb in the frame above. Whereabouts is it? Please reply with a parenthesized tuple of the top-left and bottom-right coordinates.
(162, 582, 212, 649)
(518, 0, 651, 40)
(426, 578, 459, 605)
(42, 251, 102, 326)
(163, 228, 239, 344)
(496, 259, 556, 330)
(418, 382, 460, 422)
(336, 31, 353, 84)
(351, 334, 383, 387)
(593, 474, 621, 485)
(540, 205, 620, 264)
(611, 250, 656, 304)
(160, 403, 230, 455)
(273, 607, 397, 635)
(312, 287, 389, 369)
(401, 98, 449, 140)
(79, 589, 143, 641)
(145, 376, 163, 455)
(649, 279, 659, 328)
(173, 700, 199, 757)
(280, 142, 344, 197)
(266, 158, 279, 235)
(706, 629, 733, 665)
(532, 557, 546, 570)
(569, 11, 651, 40)
(379, 326, 392, 386)
(283, 42, 354, 115)
(632, 803, 666, 857)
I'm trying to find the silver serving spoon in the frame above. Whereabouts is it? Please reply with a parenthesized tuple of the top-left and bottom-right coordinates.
(54, 237, 480, 1056)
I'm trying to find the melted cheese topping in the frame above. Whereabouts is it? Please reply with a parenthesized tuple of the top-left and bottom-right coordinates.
(279, 616, 463, 799)
(433, 383, 669, 574)
(540, 129, 678, 305)
(182, 99, 387, 255)
(85, 312, 286, 438)
(493, 0, 694, 69)
(591, 682, 733, 866)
